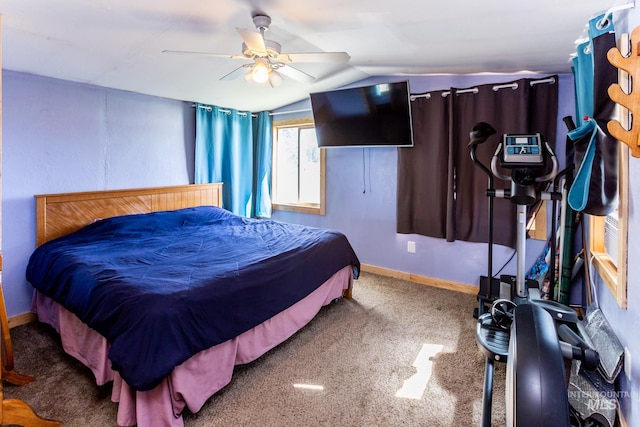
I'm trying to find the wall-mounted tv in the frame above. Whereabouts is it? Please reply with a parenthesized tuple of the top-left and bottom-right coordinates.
(310, 80, 414, 148)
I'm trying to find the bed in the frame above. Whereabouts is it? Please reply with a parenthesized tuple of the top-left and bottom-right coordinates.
(26, 183, 360, 427)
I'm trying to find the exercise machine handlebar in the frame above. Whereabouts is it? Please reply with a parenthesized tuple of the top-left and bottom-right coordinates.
(486, 188, 563, 202)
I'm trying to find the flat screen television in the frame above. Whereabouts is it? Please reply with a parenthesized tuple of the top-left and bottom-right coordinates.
(310, 80, 414, 148)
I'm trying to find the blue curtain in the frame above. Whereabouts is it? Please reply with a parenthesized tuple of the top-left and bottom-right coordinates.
(572, 40, 593, 126)
(567, 13, 618, 216)
(252, 111, 273, 218)
(195, 104, 272, 218)
(572, 14, 615, 125)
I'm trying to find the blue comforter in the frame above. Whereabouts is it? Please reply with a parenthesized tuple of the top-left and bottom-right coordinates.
(26, 206, 360, 391)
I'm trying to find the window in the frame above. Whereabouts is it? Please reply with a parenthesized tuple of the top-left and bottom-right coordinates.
(589, 143, 628, 308)
(527, 201, 548, 241)
(272, 119, 325, 215)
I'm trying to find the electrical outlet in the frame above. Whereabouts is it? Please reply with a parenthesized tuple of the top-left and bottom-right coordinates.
(624, 347, 632, 380)
(407, 241, 416, 253)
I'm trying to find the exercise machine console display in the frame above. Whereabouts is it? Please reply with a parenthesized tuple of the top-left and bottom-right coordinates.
(501, 134, 544, 168)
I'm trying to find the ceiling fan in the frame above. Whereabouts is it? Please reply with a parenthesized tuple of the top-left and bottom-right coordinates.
(163, 14, 351, 88)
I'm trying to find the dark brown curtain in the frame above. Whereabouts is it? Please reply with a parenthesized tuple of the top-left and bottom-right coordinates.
(398, 76, 558, 248)
(397, 90, 450, 238)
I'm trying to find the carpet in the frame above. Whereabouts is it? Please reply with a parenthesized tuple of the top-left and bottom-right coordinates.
(4, 272, 506, 426)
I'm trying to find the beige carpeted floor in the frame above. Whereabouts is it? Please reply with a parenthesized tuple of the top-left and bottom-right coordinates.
(4, 272, 506, 426)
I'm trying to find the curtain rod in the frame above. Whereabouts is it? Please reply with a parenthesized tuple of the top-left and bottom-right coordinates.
(441, 87, 479, 97)
(193, 103, 312, 117)
(410, 77, 556, 100)
(193, 104, 256, 117)
(571, 1, 634, 53)
(410, 93, 432, 101)
(269, 108, 311, 116)
(598, 1, 635, 28)
(529, 76, 556, 86)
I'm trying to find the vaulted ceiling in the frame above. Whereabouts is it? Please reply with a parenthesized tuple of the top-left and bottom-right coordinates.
(0, 0, 623, 111)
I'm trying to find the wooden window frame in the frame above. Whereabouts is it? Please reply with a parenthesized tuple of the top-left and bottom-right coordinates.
(589, 143, 628, 309)
(588, 29, 630, 309)
(527, 201, 548, 241)
(272, 118, 326, 215)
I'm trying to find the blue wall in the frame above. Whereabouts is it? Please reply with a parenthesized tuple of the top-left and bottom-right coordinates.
(273, 73, 575, 287)
(3, 71, 195, 317)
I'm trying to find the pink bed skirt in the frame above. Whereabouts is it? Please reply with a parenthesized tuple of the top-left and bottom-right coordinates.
(32, 266, 353, 427)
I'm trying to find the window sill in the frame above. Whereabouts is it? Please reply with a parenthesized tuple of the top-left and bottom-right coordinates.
(272, 203, 325, 215)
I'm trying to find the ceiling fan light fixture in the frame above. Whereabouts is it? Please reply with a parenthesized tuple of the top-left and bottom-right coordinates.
(251, 59, 270, 83)
(165, 13, 338, 86)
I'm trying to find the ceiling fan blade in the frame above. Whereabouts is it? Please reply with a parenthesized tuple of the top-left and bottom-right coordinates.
(236, 28, 267, 55)
(220, 64, 251, 81)
(277, 65, 315, 83)
(268, 71, 284, 88)
(277, 52, 350, 64)
(162, 50, 247, 60)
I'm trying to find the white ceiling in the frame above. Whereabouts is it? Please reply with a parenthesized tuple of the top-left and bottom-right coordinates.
(0, 0, 624, 112)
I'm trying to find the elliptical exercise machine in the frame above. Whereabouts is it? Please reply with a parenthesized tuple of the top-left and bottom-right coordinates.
(468, 123, 599, 427)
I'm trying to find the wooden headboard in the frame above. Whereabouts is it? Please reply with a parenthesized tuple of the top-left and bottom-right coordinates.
(35, 183, 223, 247)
